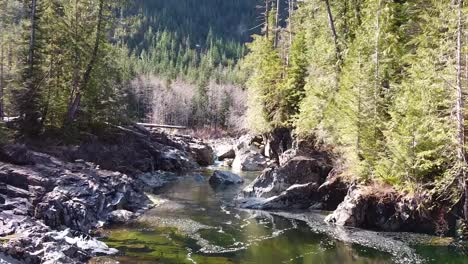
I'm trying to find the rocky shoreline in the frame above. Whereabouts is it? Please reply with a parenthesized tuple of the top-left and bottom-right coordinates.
(216, 132, 456, 237)
(0, 125, 215, 263)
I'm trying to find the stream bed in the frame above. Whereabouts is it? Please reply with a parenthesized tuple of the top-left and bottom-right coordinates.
(90, 167, 468, 264)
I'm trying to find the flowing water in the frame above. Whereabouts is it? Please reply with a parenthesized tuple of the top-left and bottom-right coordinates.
(91, 166, 468, 264)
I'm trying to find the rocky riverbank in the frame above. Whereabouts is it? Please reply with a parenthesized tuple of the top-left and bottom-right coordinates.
(218, 132, 456, 237)
(0, 124, 215, 263)
(0, 126, 459, 263)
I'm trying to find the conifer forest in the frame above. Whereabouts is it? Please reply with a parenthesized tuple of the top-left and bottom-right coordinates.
(1, 1, 468, 263)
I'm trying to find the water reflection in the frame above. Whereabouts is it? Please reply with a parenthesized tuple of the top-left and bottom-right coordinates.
(92, 167, 468, 264)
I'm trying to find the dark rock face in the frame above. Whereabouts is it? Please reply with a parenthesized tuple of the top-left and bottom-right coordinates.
(163, 134, 215, 166)
(0, 145, 35, 166)
(209, 170, 244, 186)
(264, 127, 293, 161)
(57, 125, 201, 175)
(325, 186, 451, 235)
(238, 153, 341, 210)
(216, 146, 235, 161)
(0, 143, 165, 263)
(242, 156, 328, 199)
(188, 143, 215, 166)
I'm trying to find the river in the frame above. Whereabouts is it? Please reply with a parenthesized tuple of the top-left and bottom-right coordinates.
(90, 165, 468, 264)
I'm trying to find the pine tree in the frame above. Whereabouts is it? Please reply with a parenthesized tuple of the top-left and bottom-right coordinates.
(16, 0, 47, 136)
(282, 30, 307, 126)
(243, 35, 283, 133)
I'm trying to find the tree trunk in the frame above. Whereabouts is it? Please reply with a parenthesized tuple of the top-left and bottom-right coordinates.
(323, 0, 340, 64)
(28, 0, 37, 70)
(0, 42, 4, 119)
(455, 0, 467, 221)
(374, 0, 381, 141)
(356, 52, 362, 160)
(265, 0, 270, 39)
(354, 0, 362, 26)
(286, 0, 293, 65)
(274, 0, 281, 47)
(66, 0, 104, 124)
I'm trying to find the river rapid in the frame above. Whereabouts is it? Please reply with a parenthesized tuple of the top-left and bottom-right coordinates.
(90, 165, 468, 264)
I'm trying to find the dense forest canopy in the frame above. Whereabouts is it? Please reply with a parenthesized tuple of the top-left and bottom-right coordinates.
(128, 0, 260, 50)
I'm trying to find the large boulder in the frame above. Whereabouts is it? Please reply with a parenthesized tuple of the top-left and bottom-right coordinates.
(230, 134, 268, 172)
(0, 147, 153, 233)
(107, 210, 134, 224)
(0, 145, 34, 166)
(134, 172, 170, 193)
(215, 145, 235, 161)
(232, 150, 268, 172)
(209, 170, 244, 186)
(238, 153, 340, 210)
(242, 155, 331, 199)
(325, 185, 452, 235)
(234, 134, 257, 152)
(188, 143, 214, 166)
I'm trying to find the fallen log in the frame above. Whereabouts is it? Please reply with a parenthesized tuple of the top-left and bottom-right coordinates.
(136, 123, 188, 130)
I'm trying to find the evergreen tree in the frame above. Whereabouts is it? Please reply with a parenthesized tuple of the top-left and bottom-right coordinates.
(243, 35, 283, 133)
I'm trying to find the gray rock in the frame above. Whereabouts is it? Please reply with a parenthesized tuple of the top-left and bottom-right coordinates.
(0, 144, 34, 166)
(234, 134, 256, 152)
(0, 145, 156, 263)
(232, 150, 268, 172)
(0, 213, 117, 264)
(67, 126, 199, 175)
(135, 172, 167, 192)
(324, 186, 368, 227)
(189, 143, 214, 166)
(107, 210, 134, 224)
(278, 149, 297, 167)
(239, 154, 334, 210)
(215, 145, 235, 161)
(324, 186, 444, 235)
(209, 170, 244, 185)
(0, 252, 22, 264)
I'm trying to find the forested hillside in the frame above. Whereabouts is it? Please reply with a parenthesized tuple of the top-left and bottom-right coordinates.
(244, 0, 468, 213)
(124, 0, 261, 129)
(0, 0, 261, 134)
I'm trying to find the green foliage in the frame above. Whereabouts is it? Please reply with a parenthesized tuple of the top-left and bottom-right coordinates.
(1, 0, 134, 136)
(242, 35, 283, 133)
(245, 0, 467, 193)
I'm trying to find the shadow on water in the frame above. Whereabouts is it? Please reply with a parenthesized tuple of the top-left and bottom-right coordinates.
(90, 166, 468, 264)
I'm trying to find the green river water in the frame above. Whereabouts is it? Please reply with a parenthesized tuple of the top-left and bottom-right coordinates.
(91, 167, 468, 264)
